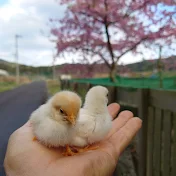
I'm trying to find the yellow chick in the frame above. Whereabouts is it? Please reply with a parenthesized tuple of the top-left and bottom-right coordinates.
(30, 90, 82, 154)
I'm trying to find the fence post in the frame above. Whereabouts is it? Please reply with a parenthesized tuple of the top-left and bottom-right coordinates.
(87, 83, 91, 90)
(137, 89, 149, 176)
(107, 86, 117, 104)
(115, 87, 118, 103)
(73, 82, 78, 92)
(60, 80, 63, 90)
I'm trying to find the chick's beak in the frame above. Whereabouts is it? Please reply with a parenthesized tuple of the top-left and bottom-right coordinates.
(67, 114, 76, 125)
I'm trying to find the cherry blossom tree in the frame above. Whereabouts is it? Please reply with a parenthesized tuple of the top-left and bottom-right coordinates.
(51, 0, 176, 82)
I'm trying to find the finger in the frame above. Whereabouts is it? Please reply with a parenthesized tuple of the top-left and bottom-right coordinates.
(13, 120, 33, 138)
(108, 103, 120, 120)
(107, 110, 133, 138)
(23, 120, 32, 127)
(110, 117, 142, 154)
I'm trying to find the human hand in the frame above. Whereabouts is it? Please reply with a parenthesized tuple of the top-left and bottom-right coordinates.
(4, 103, 142, 176)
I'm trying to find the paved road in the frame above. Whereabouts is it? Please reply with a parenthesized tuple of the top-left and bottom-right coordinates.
(0, 81, 48, 175)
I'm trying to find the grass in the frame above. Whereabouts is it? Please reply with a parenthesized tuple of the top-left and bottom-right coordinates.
(0, 75, 31, 93)
(0, 82, 18, 93)
(0, 75, 60, 95)
(162, 71, 176, 77)
(47, 79, 60, 95)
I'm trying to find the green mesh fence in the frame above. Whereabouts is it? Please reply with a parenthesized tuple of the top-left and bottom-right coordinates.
(69, 76, 176, 90)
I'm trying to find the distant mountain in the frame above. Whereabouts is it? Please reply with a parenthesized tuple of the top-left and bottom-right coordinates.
(0, 58, 13, 65)
(0, 59, 53, 77)
(0, 59, 6, 63)
(126, 59, 156, 72)
(0, 56, 176, 77)
(127, 56, 176, 72)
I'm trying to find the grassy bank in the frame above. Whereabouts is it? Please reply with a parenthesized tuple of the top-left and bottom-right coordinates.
(0, 82, 17, 92)
(0, 76, 60, 95)
(47, 80, 60, 95)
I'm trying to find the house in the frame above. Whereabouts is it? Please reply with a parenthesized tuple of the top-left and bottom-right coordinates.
(0, 69, 9, 76)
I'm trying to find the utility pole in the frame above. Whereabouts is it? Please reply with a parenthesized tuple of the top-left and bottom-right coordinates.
(52, 50, 57, 80)
(15, 34, 22, 85)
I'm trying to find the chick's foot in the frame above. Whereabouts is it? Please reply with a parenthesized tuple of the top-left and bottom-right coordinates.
(73, 145, 99, 153)
(33, 136, 37, 141)
(62, 145, 77, 156)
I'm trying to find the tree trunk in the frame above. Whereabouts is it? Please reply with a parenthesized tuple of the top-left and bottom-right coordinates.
(110, 64, 117, 83)
(157, 46, 163, 88)
(157, 58, 163, 88)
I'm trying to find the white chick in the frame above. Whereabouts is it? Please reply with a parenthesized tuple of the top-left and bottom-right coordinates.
(30, 90, 82, 149)
(70, 86, 112, 151)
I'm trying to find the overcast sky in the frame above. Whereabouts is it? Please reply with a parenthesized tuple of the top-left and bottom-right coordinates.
(0, 0, 68, 66)
(0, 0, 175, 66)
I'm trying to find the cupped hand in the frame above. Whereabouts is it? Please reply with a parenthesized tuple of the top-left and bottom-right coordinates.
(4, 103, 142, 176)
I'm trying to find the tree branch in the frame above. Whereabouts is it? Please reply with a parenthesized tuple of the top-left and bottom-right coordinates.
(103, 0, 115, 65)
(117, 37, 148, 61)
(108, 0, 151, 25)
(123, 0, 151, 18)
(80, 47, 111, 68)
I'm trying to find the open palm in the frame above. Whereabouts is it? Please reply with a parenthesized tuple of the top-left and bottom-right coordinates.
(4, 103, 142, 176)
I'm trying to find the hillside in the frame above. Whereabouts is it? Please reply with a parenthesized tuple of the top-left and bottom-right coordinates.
(0, 58, 53, 77)
(127, 56, 176, 72)
(0, 55, 176, 77)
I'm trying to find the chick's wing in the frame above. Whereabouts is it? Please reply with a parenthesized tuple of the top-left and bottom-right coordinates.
(75, 109, 95, 138)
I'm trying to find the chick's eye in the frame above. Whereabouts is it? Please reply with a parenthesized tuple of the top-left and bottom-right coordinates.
(60, 108, 64, 114)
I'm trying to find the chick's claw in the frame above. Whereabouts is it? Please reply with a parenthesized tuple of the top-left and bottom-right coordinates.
(73, 145, 99, 153)
(33, 136, 37, 141)
(62, 145, 77, 156)
(85, 145, 99, 151)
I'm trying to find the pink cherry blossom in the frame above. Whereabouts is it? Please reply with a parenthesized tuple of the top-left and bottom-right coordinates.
(51, 0, 176, 82)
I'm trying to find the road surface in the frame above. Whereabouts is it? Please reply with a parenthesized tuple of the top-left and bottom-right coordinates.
(0, 81, 48, 175)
